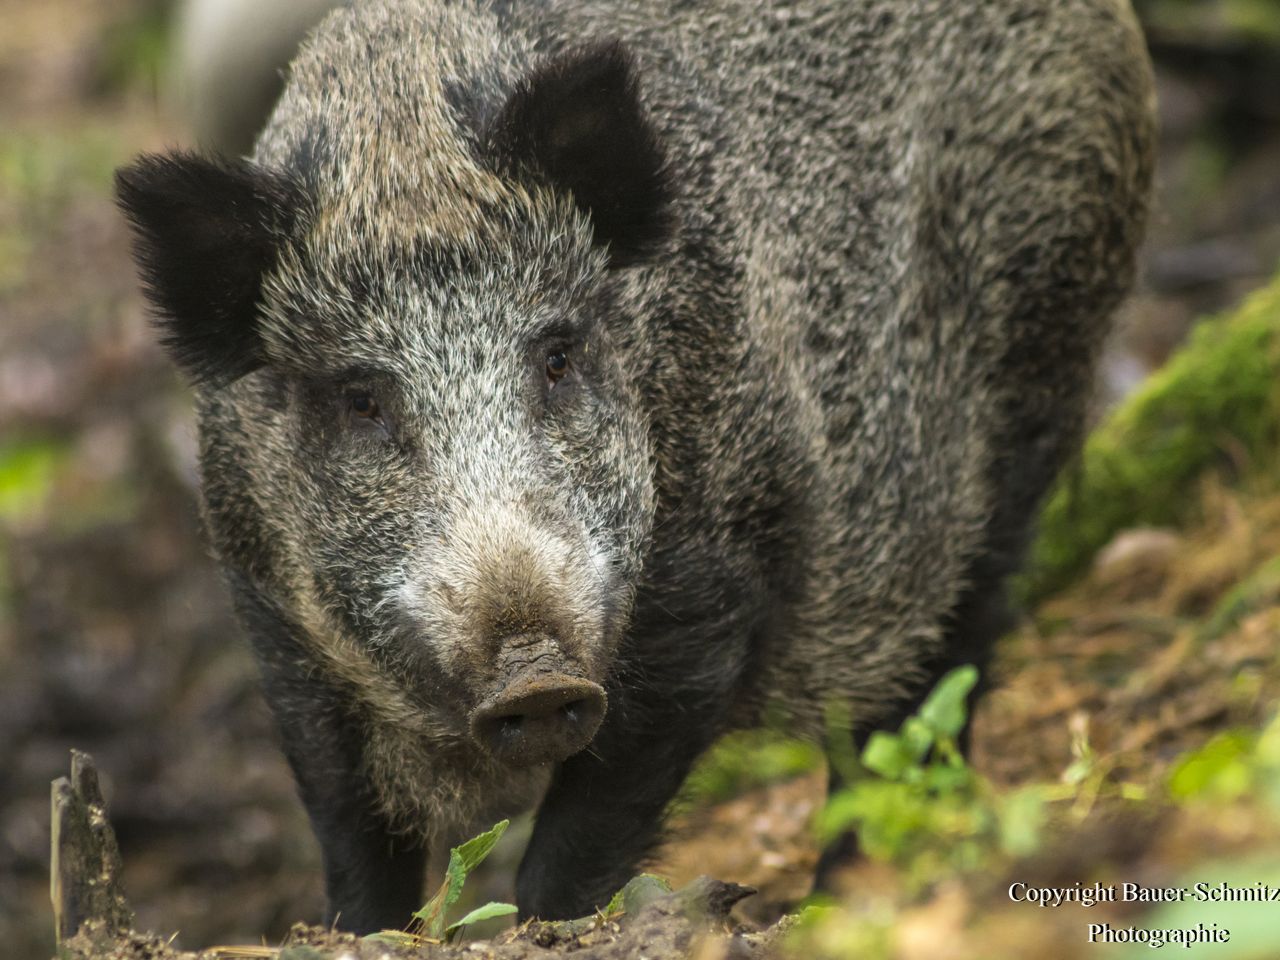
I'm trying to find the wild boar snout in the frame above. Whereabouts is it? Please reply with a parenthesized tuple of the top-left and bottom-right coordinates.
(470, 666, 607, 767)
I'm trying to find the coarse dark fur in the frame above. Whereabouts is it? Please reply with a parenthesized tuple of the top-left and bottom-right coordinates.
(117, 0, 1156, 934)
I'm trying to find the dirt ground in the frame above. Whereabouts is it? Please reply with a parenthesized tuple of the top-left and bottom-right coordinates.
(4, 1, 1280, 959)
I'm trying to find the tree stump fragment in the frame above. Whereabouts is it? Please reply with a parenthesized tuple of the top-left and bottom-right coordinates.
(50, 749, 134, 946)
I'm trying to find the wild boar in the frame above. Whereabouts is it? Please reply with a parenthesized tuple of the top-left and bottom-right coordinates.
(116, 0, 1155, 933)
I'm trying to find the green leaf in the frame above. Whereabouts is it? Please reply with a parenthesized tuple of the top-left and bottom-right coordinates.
(861, 730, 913, 780)
(813, 789, 865, 843)
(445, 901, 518, 935)
(998, 786, 1047, 857)
(604, 874, 673, 918)
(899, 717, 935, 764)
(363, 930, 422, 946)
(453, 818, 510, 873)
(919, 762, 972, 794)
(1168, 732, 1255, 802)
(917, 666, 978, 740)
(414, 820, 510, 938)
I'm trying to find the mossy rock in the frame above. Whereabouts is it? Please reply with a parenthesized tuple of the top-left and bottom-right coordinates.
(1023, 272, 1280, 604)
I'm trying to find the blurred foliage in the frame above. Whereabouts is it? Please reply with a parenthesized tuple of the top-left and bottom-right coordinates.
(1178, 132, 1234, 222)
(92, 0, 172, 96)
(1169, 707, 1280, 807)
(785, 690, 1280, 960)
(784, 903, 896, 960)
(0, 129, 123, 210)
(0, 436, 68, 524)
(815, 668, 1051, 893)
(1122, 858, 1280, 960)
(679, 729, 824, 807)
(1137, 0, 1280, 42)
(1024, 271, 1280, 603)
(1199, 553, 1280, 641)
(0, 125, 127, 296)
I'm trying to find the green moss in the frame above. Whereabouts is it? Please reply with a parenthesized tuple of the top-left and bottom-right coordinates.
(1023, 273, 1280, 604)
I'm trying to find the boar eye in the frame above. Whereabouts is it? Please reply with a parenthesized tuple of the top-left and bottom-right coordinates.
(350, 393, 381, 420)
(546, 351, 570, 382)
(341, 389, 393, 439)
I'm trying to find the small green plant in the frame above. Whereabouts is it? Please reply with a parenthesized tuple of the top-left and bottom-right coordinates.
(367, 820, 518, 945)
(1169, 708, 1280, 811)
(815, 666, 1048, 888)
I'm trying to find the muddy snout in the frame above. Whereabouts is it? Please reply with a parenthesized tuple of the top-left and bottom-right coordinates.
(470, 671, 606, 767)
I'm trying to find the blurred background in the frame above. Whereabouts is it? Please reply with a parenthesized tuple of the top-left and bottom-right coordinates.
(2, 1, 1280, 958)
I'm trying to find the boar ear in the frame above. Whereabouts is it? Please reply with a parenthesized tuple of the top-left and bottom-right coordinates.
(114, 152, 301, 385)
(488, 41, 674, 266)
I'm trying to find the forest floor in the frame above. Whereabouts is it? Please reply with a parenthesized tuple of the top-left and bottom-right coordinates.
(4, 1, 1280, 959)
(53, 468, 1280, 960)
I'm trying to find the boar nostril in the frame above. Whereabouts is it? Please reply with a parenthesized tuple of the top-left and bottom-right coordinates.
(470, 673, 606, 768)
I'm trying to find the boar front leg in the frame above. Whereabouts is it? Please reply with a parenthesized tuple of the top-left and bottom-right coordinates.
(515, 729, 710, 920)
(230, 576, 428, 934)
(514, 643, 735, 923)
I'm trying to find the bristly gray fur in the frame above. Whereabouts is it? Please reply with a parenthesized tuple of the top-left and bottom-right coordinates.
(120, 0, 1155, 929)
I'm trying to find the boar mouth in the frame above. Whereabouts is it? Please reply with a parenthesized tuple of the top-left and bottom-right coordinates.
(469, 669, 607, 768)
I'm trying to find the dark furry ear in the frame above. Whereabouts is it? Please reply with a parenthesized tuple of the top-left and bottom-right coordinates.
(114, 152, 302, 385)
(488, 41, 673, 266)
